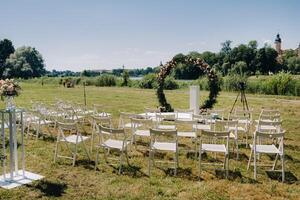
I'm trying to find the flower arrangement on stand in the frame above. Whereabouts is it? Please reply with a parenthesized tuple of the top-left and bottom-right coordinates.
(0, 79, 21, 110)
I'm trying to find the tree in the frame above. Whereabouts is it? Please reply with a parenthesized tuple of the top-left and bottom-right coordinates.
(231, 61, 247, 75)
(287, 56, 300, 74)
(0, 39, 15, 77)
(221, 40, 232, 55)
(4, 46, 46, 78)
(248, 40, 258, 49)
(121, 70, 130, 86)
(256, 47, 278, 74)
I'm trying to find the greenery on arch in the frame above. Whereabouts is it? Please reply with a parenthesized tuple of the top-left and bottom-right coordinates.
(156, 55, 221, 112)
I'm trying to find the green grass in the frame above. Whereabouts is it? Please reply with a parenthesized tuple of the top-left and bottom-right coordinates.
(0, 82, 300, 200)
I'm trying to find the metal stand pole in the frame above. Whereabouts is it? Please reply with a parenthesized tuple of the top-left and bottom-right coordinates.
(1, 113, 6, 181)
(21, 112, 25, 177)
(12, 111, 18, 176)
(8, 112, 14, 180)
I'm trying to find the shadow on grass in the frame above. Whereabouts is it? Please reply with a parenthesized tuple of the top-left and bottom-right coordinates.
(229, 152, 249, 161)
(30, 180, 67, 197)
(215, 169, 259, 183)
(112, 164, 147, 178)
(162, 167, 201, 181)
(266, 171, 298, 184)
(75, 159, 96, 170)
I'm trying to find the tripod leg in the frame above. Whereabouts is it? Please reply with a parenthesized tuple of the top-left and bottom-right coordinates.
(230, 92, 240, 115)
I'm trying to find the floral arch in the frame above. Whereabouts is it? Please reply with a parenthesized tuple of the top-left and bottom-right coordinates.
(156, 56, 220, 112)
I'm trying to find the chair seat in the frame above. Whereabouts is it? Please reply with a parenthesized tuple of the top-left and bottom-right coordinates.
(152, 142, 176, 152)
(193, 124, 211, 130)
(157, 125, 176, 130)
(60, 135, 89, 144)
(201, 144, 227, 153)
(249, 144, 281, 154)
(124, 123, 133, 128)
(134, 129, 150, 137)
(238, 119, 251, 124)
(255, 125, 277, 131)
(102, 139, 130, 150)
(178, 131, 196, 138)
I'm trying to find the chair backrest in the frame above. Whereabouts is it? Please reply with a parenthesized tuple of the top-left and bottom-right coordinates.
(57, 121, 78, 138)
(192, 113, 212, 124)
(199, 130, 230, 150)
(215, 119, 238, 131)
(232, 108, 252, 121)
(175, 119, 197, 131)
(150, 128, 177, 143)
(131, 117, 153, 129)
(208, 109, 225, 120)
(99, 125, 127, 142)
(118, 112, 136, 128)
(92, 115, 112, 128)
(254, 130, 285, 152)
(175, 109, 194, 119)
(93, 104, 106, 115)
(257, 120, 282, 132)
(259, 109, 280, 121)
(155, 113, 176, 121)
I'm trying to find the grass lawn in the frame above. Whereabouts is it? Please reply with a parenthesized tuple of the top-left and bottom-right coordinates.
(0, 82, 300, 200)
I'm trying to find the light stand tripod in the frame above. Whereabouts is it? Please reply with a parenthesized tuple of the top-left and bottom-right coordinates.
(229, 82, 250, 115)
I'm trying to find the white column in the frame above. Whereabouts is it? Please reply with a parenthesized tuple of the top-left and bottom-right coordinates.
(189, 85, 200, 114)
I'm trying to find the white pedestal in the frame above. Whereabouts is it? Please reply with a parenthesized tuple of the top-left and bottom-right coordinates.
(189, 85, 200, 114)
(0, 109, 43, 189)
(0, 170, 43, 189)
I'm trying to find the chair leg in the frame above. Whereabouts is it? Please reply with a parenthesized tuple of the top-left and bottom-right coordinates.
(272, 153, 279, 170)
(226, 154, 229, 179)
(236, 139, 239, 160)
(254, 152, 257, 180)
(148, 149, 153, 176)
(247, 149, 253, 171)
(54, 141, 59, 163)
(95, 147, 100, 170)
(281, 155, 285, 182)
(90, 132, 94, 152)
(174, 151, 178, 176)
(82, 139, 91, 160)
(119, 152, 124, 174)
(198, 149, 202, 179)
(125, 147, 130, 165)
(73, 143, 78, 167)
(36, 123, 40, 140)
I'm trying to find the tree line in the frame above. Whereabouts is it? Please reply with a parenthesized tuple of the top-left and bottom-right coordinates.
(0, 39, 46, 79)
(1, 38, 299, 79)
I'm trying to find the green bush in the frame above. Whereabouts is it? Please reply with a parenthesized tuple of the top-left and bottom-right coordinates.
(222, 75, 247, 91)
(163, 77, 179, 90)
(139, 73, 158, 89)
(95, 75, 117, 87)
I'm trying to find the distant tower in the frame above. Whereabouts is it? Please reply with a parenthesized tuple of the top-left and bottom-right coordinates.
(274, 33, 282, 55)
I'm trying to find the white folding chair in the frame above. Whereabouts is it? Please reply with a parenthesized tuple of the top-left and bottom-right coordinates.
(155, 113, 176, 130)
(215, 120, 239, 159)
(54, 121, 90, 166)
(192, 113, 212, 131)
(231, 110, 252, 147)
(198, 129, 230, 178)
(131, 117, 153, 149)
(118, 112, 136, 129)
(247, 130, 285, 182)
(95, 125, 130, 174)
(90, 115, 112, 151)
(149, 128, 178, 176)
(175, 119, 197, 154)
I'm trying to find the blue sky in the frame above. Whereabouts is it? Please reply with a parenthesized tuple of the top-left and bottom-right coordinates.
(0, 0, 299, 71)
